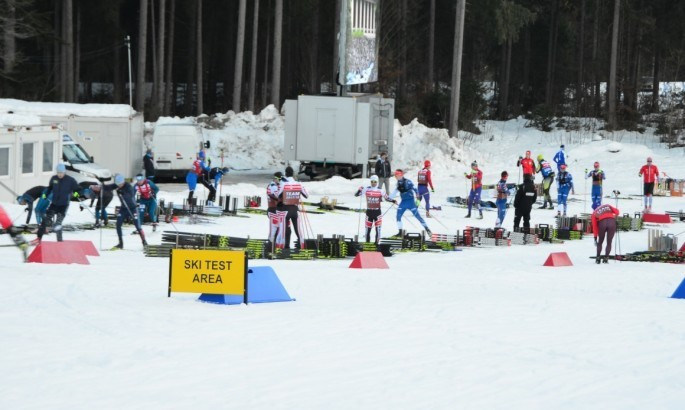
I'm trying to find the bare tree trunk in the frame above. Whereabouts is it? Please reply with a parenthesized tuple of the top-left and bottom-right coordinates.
(54, 0, 61, 100)
(333, 0, 340, 87)
(60, 0, 67, 101)
(114, 46, 123, 103)
(165, 0, 176, 115)
(652, 46, 659, 112)
(233, 0, 247, 112)
(74, 5, 81, 102)
(65, 0, 74, 102)
(608, 0, 620, 129)
(593, 0, 601, 116)
(196, 0, 204, 115)
(271, 0, 283, 109)
(150, 0, 157, 112)
(545, 0, 559, 106)
(155, 0, 166, 116)
(399, 0, 408, 99)
(309, 0, 319, 94)
(184, 0, 197, 115)
(502, 38, 513, 120)
(262, 0, 271, 108)
(449, 0, 466, 137)
(428, 0, 435, 92)
(3, 1, 16, 94)
(576, 0, 586, 116)
(522, 27, 531, 112)
(248, 0, 260, 111)
(136, 0, 149, 111)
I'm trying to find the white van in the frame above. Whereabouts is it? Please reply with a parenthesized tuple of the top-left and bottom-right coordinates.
(62, 133, 112, 183)
(152, 123, 205, 179)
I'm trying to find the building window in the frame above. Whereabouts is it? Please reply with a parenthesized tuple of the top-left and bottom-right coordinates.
(0, 146, 9, 177)
(22, 142, 34, 174)
(43, 141, 55, 172)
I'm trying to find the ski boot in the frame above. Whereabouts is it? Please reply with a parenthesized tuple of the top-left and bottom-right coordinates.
(113, 241, 124, 250)
(602, 256, 609, 264)
(152, 223, 158, 232)
(477, 212, 483, 219)
(142, 240, 148, 247)
(465, 212, 471, 218)
(556, 211, 561, 217)
(538, 201, 547, 209)
(426, 212, 432, 218)
(595, 257, 601, 264)
(394, 230, 404, 238)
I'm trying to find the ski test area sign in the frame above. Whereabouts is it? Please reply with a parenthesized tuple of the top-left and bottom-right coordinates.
(168, 249, 248, 303)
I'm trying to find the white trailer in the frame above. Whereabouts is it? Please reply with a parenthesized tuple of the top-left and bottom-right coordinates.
(284, 94, 394, 179)
(0, 124, 61, 202)
(0, 99, 144, 178)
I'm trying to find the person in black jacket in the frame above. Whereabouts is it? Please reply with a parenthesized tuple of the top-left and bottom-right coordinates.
(16, 185, 47, 225)
(513, 177, 537, 230)
(143, 149, 155, 181)
(92, 174, 147, 249)
(35, 163, 81, 242)
(375, 152, 392, 195)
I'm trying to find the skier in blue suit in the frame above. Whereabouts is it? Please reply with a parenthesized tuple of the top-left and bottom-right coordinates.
(387, 169, 431, 237)
(553, 144, 567, 172)
(556, 164, 575, 216)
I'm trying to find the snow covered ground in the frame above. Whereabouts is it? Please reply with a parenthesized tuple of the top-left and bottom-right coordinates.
(2, 114, 685, 409)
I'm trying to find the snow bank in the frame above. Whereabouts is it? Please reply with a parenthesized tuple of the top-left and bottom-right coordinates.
(0, 98, 135, 118)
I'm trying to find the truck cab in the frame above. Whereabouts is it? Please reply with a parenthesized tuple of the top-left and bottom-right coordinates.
(62, 133, 112, 183)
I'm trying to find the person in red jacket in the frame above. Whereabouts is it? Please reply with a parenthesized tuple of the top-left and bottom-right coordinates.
(0, 205, 29, 260)
(591, 203, 620, 264)
(639, 156, 659, 213)
(417, 160, 435, 217)
(464, 161, 483, 219)
(517, 150, 535, 181)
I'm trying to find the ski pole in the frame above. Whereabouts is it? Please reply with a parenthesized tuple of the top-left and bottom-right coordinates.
(356, 192, 363, 238)
(584, 168, 588, 214)
(381, 202, 396, 218)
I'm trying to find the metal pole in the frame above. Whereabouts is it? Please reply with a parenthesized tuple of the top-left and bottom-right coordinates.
(126, 35, 133, 109)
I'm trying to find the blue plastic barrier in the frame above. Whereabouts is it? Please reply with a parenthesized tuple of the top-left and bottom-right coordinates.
(198, 266, 295, 305)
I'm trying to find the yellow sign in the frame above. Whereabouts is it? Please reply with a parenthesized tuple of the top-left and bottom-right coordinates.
(169, 249, 246, 296)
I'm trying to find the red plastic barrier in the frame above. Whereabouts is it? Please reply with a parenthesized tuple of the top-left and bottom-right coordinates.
(642, 213, 672, 224)
(349, 252, 389, 269)
(543, 252, 573, 267)
(27, 240, 98, 265)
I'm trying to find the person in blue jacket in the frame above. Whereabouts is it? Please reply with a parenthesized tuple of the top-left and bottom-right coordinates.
(553, 144, 567, 172)
(495, 171, 510, 228)
(387, 169, 431, 237)
(35, 163, 81, 243)
(16, 185, 48, 224)
(556, 164, 575, 216)
(93, 174, 147, 249)
(186, 153, 210, 202)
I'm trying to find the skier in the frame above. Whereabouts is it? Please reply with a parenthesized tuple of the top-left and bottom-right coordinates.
(0, 205, 29, 259)
(355, 175, 385, 244)
(143, 148, 155, 181)
(375, 152, 392, 195)
(517, 150, 535, 181)
(207, 166, 230, 190)
(417, 160, 435, 217)
(266, 172, 286, 246)
(513, 176, 537, 230)
(556, 164, 575, 216)
(134, 173, 159, 232)
(90, 183, 113, 227)
(388, 169, 431, 236)
(552, 144, 567, 172)
(186, 152, 210, 203)
(591, 203, 620, 264)
(93, 174, 147, 249)
(536, 154, 555, 209)
(495, 171, 509, 228)
(16, 185, 47, 224)
(34, 163, 81, 243)
(586, 162, 605, 210)
(639, 156, 659, 213)
(278, 166, 309, 249)
(464, 161, 483, 219)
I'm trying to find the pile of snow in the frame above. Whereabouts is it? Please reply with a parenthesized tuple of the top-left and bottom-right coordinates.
(0, 98, 135, 118)
(0, 113, 43, 126)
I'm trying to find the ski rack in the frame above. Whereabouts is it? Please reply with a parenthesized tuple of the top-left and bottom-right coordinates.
(594, 250, 685, 264)
(647, 229, 679, 252)
(510, 227, 540, 245)
(665, 210, 685, 222)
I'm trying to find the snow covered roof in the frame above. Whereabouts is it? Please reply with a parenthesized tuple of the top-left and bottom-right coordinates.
(0, 98, 136, 118)
(0, 113, 43, 127)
